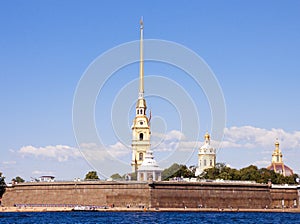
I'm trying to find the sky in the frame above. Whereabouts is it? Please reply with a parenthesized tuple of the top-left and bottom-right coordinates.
(1, 1, 300, 181)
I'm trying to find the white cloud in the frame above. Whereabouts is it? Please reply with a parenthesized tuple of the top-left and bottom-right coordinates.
(32, 170, 54, 176)
(253, 160, 271, 167)
(2, 161, 16, 165)
(78, 142, 131, 162)
(18, 145, 82, 162)
(151, 130, 192, 152)
(223, 126, 300, 149)
(149, 126, 300, 162)
(14, 126, 300, 168)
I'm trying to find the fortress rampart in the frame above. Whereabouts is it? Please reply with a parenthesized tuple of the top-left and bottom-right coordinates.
(2, 181, 299, 209)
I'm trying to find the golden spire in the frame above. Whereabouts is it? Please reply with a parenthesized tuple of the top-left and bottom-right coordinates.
(139, 17, 144, 99)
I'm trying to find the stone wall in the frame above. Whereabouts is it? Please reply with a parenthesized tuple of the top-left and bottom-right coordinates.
(2, 181, 299, 209)
(2, 181, 150, 207)
(270, 187, 298, 208)
(149, 182, 271, 209)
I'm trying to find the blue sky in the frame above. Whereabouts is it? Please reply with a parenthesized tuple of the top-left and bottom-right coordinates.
(1, 1, 300, 181)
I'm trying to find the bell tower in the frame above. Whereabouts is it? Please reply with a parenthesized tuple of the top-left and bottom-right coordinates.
(131, 18, 151, 173)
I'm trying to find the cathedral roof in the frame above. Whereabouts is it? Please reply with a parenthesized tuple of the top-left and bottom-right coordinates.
(267, 163, 294, 177)
(136, 98, 147, 108)
(138, 150, 162, 171)
(199, 133, 215, 153)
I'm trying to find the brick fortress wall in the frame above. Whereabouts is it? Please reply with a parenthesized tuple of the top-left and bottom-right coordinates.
(149, 182, 272, 209)
(2, 181, 150, 208)
(2, 181, 299, 209)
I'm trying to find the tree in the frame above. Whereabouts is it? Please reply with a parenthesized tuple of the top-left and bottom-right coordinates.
(161, 163, 195, 180)
(162, 163, 181, 180)
(172, 165, 194, 178)
(0, 172, 6, 197)
(201, 163, 299, 185)
(110, 173, 122, 180)
(239, 165, 260, 182)
(84, 171, 99, 180)
(12, 176, 25, 183)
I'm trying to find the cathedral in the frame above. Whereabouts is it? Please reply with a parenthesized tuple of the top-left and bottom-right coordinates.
(131, 19, 162, 181)
(266, 140, 294, 177)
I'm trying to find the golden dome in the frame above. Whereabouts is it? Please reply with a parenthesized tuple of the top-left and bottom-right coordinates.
(204, 132, 210, 141)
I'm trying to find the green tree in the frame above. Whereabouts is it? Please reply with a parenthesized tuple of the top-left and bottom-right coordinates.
(239, 165, 260, 182)
(110, 173, 122, 180)
(161, 163, 197, 180)
(0, 172, 6, 197)
(161, 163, 181, 180)
(201, 163, 299, 185)
(12, 176, 25, 183)
(201, 163, 229, 179)
(202, 167, 220, 179)
(84, 171, 99, 180)
(257, 168, 276, 183)
(172, 165, 194, 178)
(228, 168, 241, 180)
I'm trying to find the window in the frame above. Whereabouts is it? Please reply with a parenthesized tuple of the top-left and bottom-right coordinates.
(204, 159, 207, 166)
(139, 152, 143, 161)
(140, 121, 143, 125)
(210, 160, 212, 166)
(140, 109, 143, 114)
(137, 110, 139, 114)
(139, 133, 144, 140)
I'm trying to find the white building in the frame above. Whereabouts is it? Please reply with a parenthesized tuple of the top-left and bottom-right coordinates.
(195, 133, 216, 176)
(137, 150, 162, 181)
(39, 176, 55, 182)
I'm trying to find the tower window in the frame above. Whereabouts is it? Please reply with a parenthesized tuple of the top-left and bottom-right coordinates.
(140, 109, 143, 114)
(139, 152, 143, 160)
(139, 133, 144, 140)
(137, 110, 139, 114)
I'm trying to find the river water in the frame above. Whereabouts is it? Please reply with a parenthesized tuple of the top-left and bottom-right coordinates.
(1, 211, 300, 224)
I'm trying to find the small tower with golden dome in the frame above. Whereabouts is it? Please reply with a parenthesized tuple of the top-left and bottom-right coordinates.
(267, 139, 294, 176)
(131, 18, 151, 173)
(195, 133, 216, 176)
(272, 140, 283, 163)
